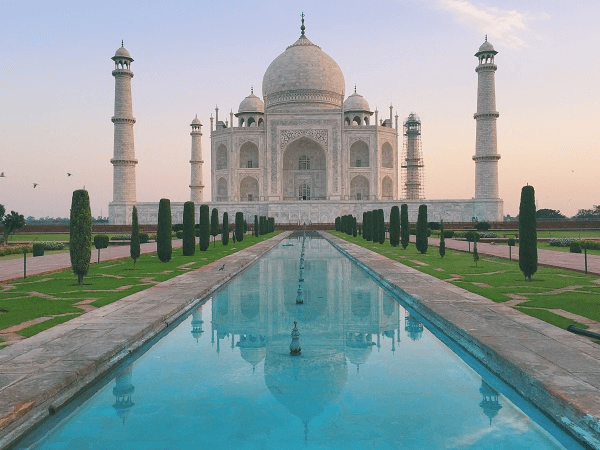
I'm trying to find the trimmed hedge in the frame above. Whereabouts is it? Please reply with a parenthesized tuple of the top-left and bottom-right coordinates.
(33, 243, 45, 256)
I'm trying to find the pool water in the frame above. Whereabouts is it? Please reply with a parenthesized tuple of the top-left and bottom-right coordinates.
(16, 236, 582, 449)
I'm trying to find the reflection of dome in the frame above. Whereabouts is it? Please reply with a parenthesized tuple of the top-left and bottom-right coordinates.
(262, 35, 345, 110)
(237, 334, 267, 371)
(344, 92, 370, 112)
(345, 332, 374, 371)
(479, 380, 502, 425)
(264, 348, 347, 424)
(238, 91, 264, 113)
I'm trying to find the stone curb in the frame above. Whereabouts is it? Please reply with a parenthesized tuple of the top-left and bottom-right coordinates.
(0, 232, 289, 449)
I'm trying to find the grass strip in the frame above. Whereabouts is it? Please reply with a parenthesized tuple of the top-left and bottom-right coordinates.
(17, 314, 81, 338)
(514, 307, 588, 330)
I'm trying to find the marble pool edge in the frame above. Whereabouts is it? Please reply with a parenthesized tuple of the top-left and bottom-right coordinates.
(0, 232, 291, 449)
(323, 232, 600, 449)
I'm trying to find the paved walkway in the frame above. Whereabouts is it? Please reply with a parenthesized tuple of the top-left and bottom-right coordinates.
(0, 241, 183, 283)
(0, 232, 290, 448)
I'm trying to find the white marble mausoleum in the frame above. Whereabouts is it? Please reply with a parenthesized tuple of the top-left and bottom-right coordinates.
(109, 22, 503, 225)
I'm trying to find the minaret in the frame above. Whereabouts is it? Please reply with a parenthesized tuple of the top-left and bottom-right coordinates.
(473, 36, 501, 199)
(109, 41, 137, 224)
(402, 113, 424, 199)
(189, 115, 204, 203)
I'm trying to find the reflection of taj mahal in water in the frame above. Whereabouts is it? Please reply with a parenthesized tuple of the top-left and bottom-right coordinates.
(109, 18, 503, 225)
(109, 237, 502, 432)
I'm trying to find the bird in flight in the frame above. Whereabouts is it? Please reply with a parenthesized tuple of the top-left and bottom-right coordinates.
(67, 173, 72, 177)
(33, 183, 38, 188)
(0, 172, 5, 177)
(219, 264, 225, 271)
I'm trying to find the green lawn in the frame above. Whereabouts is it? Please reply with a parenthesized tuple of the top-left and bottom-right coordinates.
(330, 231, 599, 332)
(0, 233, 279, 339)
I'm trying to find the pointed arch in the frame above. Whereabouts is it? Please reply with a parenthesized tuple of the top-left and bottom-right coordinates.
(350, 140, 369, 167)
(216, 144, 228, 170)
(382, 142, 393, 168)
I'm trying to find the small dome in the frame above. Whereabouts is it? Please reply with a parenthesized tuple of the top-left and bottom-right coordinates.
(238, 92, 265, 114)
(115, 45, 132, 59)
(475, 38, 497, 57)
(344, 91, 370, 112)
(191, 115, 202, 126)
(478, 41, 495, 52)
(406, 112, 420, 123)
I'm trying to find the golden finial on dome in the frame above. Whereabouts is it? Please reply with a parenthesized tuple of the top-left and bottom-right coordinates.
(301, 12, 305, 36)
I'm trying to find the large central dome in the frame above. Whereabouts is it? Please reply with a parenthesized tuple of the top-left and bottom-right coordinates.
(262, 35, 345, 111)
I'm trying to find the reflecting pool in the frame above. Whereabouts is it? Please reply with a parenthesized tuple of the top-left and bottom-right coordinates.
(16, 236, 582, 449)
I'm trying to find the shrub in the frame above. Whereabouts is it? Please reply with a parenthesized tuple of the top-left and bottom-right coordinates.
(409, 228, 417, 235)
(157, 198, 172, 262)
(549, 238, 576, 247)
(111, 235, 130, 241)
(439, 221, 446, 258)
(442, 230, 454, 238)
(390, 206, 400, 247)
(401, 204, 409, 249)
(139, 233, 149, 244)
(570, 242, 582, 253)
(464, 231, 480, 242)
(235, 212, 244, 242)
(428, 221, 441, 230)
(94, 235, 109, 249)
(40, 241, 65, 250)
(222, 212, 229, 245)
(172, 223, 184, 232)
(148, 234, 156, 241)
(335, 217, 341, 232)
(69, 189, 92, 285)
(182, 201, 196, 256)
(211, 208, 219, 246)
(416, 205, 428, 254)
(507, 238, 516, 247)
(176, 230, 184, 239)
(581, 240, 600, 251)
(33, 243, 45, 257)
(474, 221, 491, 231)
(130, 206, 140, 267)
(519, 185, 538, 281)
(199, 205, 210, 251)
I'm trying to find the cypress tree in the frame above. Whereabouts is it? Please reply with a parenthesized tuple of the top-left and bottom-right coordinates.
(199, 204, 210, 251)
(69, 189, 92, 285)
(390, 205, 400, 247)
(519, 185, 538, 281)
(362, 212, 367, 240)
(439, 220, 446, 258)
(371, 210, 378, 243)
(182, 201, 195, 256)
(157, 198, 172, 262)
(335, 217, 340, 232)
(365, 211, 373, 241)
(235, 212, 244, 242)
(130, 206, 140, 267)
(378, 209, 385, 244)
(210, 208, 219, 247)
(222, 212, 229, 245)
(352, 216, 357, 237)
(473, 241, 479, 267)
(254, 215, 259, 237)
(416, 204, 428, 254)
(401, 204, 409, 249)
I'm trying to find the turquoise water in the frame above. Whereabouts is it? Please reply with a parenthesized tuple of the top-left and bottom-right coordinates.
(16, 236, 582, 449)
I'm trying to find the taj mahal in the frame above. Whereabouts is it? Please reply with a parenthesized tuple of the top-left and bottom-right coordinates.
(108, 19, 502, 225)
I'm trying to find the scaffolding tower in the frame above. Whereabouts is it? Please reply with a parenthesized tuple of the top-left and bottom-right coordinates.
(401, 113, 425, 199)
